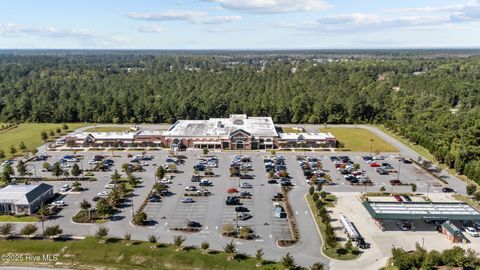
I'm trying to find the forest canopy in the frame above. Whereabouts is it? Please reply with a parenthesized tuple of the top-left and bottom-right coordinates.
(0, 51, 479, 183)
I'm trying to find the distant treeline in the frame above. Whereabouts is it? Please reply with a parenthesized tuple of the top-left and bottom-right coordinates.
(0, 53, 479, 184)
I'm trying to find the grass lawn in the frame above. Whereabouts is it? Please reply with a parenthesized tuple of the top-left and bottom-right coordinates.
(0, 123, 87, 160)
(0, 237, 281, 270)
(0, 215, 38, 222)
(85, 126, 132, 133)
(319, 127, 398, 152)
(306, 195, 359, 260)
(281, 127, 302, 133)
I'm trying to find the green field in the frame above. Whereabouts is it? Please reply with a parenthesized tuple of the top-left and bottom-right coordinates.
(281, 127, 302, 133)
(0, 215, 38, 222)
(0, 123, 87, 160)
(0, 237, 283, 269)
(85, 126, 132, 132)
(319, 127, 398, 152)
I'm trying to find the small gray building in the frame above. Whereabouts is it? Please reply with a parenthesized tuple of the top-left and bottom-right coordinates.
(0, 184, 54, 215)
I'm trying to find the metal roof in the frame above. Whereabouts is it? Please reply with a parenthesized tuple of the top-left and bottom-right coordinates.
(0, 184, 53, 205)
(362, 200, 480, 221)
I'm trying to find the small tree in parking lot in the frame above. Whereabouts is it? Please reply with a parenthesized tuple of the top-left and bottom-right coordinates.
(411, 183, 417, 193)
(466, 184, 477, 196)
(201, 241, 210, 254)
(148, 234, 158, 248)
(280, 253, 296, 270)
(133, 211, 147, 225)
(71, 163, 81, 179)
(173, 235, 186, 251)
(309, 186, 315, 196)
(95, 226, 109, 243)
(44, 225, 62, 239)
(474, 192, 480, 202)
(203, 148, 209, 156)
(155, 166, 165, 179)
(0, 223, 15, 239)
(111, 169, 121, 182)
(20, 224, 38, 238)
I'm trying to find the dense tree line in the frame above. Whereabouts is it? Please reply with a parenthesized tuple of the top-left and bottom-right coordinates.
(0, 52, 479, 184)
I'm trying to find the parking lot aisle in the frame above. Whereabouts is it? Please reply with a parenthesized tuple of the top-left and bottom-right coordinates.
(251, 154, 277, 245)
(203, 153, 231, 235)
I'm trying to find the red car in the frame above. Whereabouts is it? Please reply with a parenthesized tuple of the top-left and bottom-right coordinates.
(370, 162, 381, 167)
(394, 195, 403, 202)
(227, 188, 239, 193)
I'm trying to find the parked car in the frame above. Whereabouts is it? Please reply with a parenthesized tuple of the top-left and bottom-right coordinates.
(463, 226, 479, 237)
(105, 183, 117, 189)
(235, 206, 249, 212)
(442, 187, 454, 193)
(185, 186, 197, 192)
(394, 195, 403, 202)
(240, 182, 253, 189)
(234, 213, 252, 221)
(159, 178, 172, 184)
(187, 221, 202, 228)
(199, 179, 212, 186)
(97, 191, 111, 197)
(390, 179, 402, 185)
(51, 200, 66, 207)
(267, 179, 278, 184)
(370, 162, 381, 167)
(191, 175, 202, 182)
(376, 168, 389, 175)
(181, 198, 194, 203)
(227, 188, 239, 193)
(225, 196, 240, 205)
(59, 184, 70, 193)
(240, 191, 252, 197)
(397, 221, 415, 231)
(239, 174, 254, 179)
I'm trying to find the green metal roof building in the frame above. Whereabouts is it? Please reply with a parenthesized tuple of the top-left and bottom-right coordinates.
(362, 200, 480, 221)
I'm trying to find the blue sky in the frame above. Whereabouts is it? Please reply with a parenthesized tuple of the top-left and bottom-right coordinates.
(1, 0, 479, 49)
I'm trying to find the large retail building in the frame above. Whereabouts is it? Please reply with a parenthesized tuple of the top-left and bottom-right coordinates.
(65, 115, 336, 150)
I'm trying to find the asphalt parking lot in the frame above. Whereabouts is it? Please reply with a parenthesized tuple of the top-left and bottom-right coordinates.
(18, 150, 451, 237)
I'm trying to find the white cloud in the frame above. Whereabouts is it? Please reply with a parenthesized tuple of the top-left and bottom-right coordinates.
(0, 23, 128, 46)
(203, 0, 330, 13)
(134, 24, 163, 33)
(127, 10, 241, 25)
(276, 2, 480, 33)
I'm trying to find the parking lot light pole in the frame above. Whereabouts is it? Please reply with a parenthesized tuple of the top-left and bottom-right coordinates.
(397, 158, 402, 180)
(370, 139, 374, 157)
(421, 237, 425, 249)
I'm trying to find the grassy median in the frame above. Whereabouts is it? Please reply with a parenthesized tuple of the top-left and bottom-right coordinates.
(319, 127, 398, 152)
(0, 123, 87, 160)
(0, 215, 38, 222)
(0, 237, 281, 269)
(306, 194, 359, 261)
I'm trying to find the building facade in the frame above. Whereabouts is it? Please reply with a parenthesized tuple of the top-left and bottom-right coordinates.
(64, 115, 336, 150)
(0, 184, 54, 215)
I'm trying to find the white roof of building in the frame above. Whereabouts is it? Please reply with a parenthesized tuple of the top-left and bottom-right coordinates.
(279, 132, 335, 141)
(0, 184, 53, 205)
(164, 115, 278, 137)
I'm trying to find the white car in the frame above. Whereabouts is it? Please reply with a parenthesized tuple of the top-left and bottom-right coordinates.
(464, 226, 479, 237)
(240, 183, 253, 189)
(185, 186, 197, 192)
(181, 198, 194, 203)
(51, 200, 66, 207)
(59, 184, 70, 193)
(97, 191, 111, 197)
(88, 160, 98, 165)
(105, 183, 117, 189)
(159, 179, 172, 184)
(140, 161, 149, 166)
